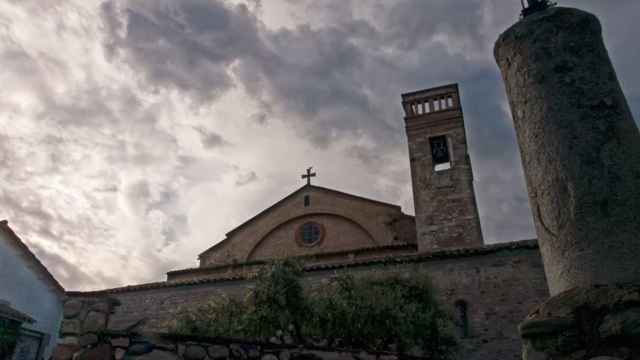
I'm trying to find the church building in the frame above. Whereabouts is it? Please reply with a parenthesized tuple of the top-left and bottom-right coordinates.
(69, 84, 549, 360)
(168, 84, 485, 281)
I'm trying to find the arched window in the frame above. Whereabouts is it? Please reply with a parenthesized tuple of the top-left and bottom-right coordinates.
(455, 300, 470, 338)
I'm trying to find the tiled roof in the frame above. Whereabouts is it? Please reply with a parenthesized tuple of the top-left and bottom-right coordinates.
(0, 220, 65, 294)
(173, 242, 417, 276)
(67, 239, 538, 296)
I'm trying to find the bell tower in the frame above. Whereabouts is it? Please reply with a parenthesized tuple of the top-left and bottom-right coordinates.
(401, 83, 483, 251)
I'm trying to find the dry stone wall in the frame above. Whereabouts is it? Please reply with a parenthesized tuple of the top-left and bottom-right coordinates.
(54, 298, 416, 360)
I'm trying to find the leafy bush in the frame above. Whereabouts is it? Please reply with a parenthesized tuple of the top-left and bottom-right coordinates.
(306, 274, 456, 357)
(173, 260, 457, 359)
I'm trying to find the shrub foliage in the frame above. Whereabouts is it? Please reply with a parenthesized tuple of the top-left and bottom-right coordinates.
(174, 260, 456, 359)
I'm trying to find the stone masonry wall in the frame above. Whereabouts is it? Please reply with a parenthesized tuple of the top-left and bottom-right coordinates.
(68, 241, 548, 360)
(402, 85, 484, 252)
(54, 297, 416, 360)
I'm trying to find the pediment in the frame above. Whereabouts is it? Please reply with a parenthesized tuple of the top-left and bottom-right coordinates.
(198, 185, 414, 266)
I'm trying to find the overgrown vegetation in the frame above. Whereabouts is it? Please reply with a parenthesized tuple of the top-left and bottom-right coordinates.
(174, 260, 457, 359)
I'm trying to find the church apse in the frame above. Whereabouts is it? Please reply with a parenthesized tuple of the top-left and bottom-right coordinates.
(402, 83, 483, 252)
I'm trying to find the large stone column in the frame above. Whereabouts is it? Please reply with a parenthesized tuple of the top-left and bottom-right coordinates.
(494, 7, 640, 297)
(494, 6, 640, 360)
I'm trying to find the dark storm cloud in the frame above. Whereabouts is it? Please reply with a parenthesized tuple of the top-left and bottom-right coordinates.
(100, 0, 494, 148)
(99, 0, 640, 244)
(101, 0, 265, 103)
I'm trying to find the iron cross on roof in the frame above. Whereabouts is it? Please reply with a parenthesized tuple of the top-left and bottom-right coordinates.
(301, 167, 316, 185)
(521, 0, 556, 18)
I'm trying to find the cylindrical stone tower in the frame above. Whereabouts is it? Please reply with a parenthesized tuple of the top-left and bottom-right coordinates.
(494, 7, 640, 296)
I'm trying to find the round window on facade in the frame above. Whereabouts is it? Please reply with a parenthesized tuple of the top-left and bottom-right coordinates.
(298, 221, 323, 247)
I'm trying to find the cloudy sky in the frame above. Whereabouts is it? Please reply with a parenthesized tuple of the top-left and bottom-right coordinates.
(1, 0, 638, 291)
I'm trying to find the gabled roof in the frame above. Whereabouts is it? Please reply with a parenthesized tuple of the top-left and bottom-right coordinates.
(198, 184, 404, 258)
(0, 220, 65, 295)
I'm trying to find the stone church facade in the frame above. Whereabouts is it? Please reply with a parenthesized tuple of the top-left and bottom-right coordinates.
(67, 84, 549, 360)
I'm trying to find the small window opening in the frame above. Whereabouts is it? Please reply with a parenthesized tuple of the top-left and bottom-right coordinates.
(429, 135, 451, 171)
(440, 98, 446, 110)
(433, 99, 440, 111)
(304, 195, 310, 207)
(455, 300, 470, 338)
(417, 103, 423, 114)
(447, 96, 454, 108)
(424, 101, 431, 113)
(300, 222, 322, 246)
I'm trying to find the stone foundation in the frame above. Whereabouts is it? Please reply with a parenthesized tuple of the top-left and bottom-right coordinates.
(520, 285, 640, 360)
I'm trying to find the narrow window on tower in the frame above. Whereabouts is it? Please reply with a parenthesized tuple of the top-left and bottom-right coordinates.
(455, 300, 470, 338)
(429, 135, 452, 171)
(304, 195, 310, 207)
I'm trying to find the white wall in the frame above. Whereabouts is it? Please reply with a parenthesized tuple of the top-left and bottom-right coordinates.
(0, 232, 63, 359)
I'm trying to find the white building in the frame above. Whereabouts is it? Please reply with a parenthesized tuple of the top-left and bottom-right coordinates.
(0, 220, 65, 360)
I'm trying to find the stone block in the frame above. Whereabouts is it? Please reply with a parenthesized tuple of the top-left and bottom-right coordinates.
(111, 337, 130, 348)
(63, 299, 83, 319)
(78, 333, 99, 347)
(108, 317, 146, 332)
(230, 344, 248, 359)
(60, 319, 81, 335)
(59, 336, 79, 346)
(278, 350, 291, 360)
(75, 343, 113, 360)
(51, 344, 81, 360)
(83, 311, 107, 332)
(128, 341, 155, 355)
(184, 345, 207, 360)
(135, 349, 180, 360)
(90, 301, 111, 314)
(208, 345, 230, 360)
(247, 345, 261, 358)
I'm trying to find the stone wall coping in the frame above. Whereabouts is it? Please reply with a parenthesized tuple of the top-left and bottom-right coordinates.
(171, 242, 418, 276)
(66, 239, 538, 296)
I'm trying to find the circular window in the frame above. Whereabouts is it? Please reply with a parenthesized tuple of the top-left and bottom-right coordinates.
(298, 222, 323, 247)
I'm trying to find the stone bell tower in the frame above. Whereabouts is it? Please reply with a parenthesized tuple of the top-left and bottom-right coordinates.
(401, 84, 483, 252)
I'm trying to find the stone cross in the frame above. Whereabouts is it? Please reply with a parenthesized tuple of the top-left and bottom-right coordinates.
(301, 167, 316, 185)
